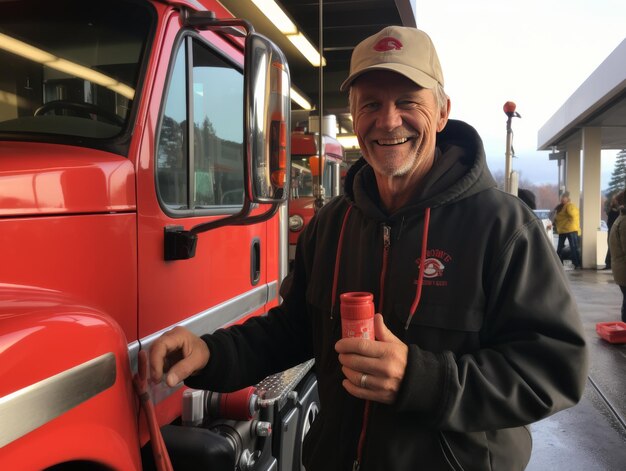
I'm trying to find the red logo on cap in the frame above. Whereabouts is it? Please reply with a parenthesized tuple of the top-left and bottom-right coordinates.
(373, 37, 403, 52)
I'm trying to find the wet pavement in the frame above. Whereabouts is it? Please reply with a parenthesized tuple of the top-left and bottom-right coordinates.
(526, 268, 626, 470)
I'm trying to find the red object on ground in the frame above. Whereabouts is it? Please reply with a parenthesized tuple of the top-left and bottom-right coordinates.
(596, 321, 626, 344)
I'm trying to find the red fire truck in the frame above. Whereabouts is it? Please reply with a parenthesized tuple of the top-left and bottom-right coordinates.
(288, 129, 346, 263)
(0, 1, 318, 469)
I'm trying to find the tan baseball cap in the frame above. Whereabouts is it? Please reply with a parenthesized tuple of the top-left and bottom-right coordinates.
(340, 26, 444, 91)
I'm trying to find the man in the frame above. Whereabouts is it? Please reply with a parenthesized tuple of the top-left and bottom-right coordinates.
(609, 190, 626, 322)
(517, 188, 537, 209)
(604, 193, 621, 269)
(554, 191, 582, 269)
(150, 26, 587, 470)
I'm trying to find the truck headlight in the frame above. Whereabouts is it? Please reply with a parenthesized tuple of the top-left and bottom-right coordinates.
(289, 215, 304, 232)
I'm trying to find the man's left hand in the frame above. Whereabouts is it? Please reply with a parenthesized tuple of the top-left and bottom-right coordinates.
(335, 313, 408, 404)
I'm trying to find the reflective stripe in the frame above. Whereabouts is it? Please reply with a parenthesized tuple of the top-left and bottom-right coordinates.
(129, 282, 278, 403)
(0, 352, 116, 448)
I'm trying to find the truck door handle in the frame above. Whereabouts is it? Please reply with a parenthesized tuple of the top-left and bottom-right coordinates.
(251, 238, 261, 286)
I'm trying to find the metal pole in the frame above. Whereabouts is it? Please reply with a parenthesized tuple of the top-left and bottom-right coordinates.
(558, 158, 562, 195)
(505, 118, 513, 193)
(314, 0, 324, 211)
(503, 101, 520, 195)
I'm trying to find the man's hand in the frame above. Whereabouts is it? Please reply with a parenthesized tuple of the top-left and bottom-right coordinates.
(335, 314, 408, 404)
(149, 326, 210, 388)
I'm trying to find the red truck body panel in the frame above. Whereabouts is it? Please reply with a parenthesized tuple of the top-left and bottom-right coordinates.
(0, 286, 140, 470)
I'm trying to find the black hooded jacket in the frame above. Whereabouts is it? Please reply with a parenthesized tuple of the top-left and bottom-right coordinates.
(187, 120, 588, 470)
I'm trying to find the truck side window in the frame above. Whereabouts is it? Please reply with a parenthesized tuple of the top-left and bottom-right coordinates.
(157, 36, 244, 212)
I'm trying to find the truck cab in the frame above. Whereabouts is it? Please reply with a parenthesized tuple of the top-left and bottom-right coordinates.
(0, 1, 317, 469)
(288, 129, 346, 263)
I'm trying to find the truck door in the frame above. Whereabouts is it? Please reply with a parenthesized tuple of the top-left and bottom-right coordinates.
(135, 18, 277, 346)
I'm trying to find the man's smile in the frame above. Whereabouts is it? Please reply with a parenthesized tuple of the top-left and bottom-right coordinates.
(374, 137, 413, 146)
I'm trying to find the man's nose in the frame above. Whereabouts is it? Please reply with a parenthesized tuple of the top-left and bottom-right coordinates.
(376, 104, 403, 131)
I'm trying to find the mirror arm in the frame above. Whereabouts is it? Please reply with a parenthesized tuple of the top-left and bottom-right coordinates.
(163, 199, 251, 261)
(189, 200, 282, 232)
(189, 199, 252, 235)
(181, 10, 254, 35)
(164, 200, 281, 261)
(219, 202, 281, 228)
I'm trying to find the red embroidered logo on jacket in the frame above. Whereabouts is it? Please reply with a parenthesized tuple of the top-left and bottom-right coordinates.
(416, 249, 452, 287)
(423, 258, 445, 278)
(373, 37, 403, 52)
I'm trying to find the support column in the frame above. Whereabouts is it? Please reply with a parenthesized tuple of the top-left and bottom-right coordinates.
(581, 127, 602, 268)
(565, 141, 581, 202)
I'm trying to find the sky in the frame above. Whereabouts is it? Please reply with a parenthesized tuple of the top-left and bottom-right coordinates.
(417, 0, 626, 188)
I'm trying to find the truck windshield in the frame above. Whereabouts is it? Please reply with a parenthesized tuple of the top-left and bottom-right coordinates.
(291, 156, 338, 199)
(0, 0, 152, 150)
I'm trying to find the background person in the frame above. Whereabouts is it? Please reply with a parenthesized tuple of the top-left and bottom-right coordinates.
(554, 191, 582, 269)
(150, 26, 587, 470)
(609, 191, 626, 322)
(604, 192, 622, 269)
(518, 187, 537, 210)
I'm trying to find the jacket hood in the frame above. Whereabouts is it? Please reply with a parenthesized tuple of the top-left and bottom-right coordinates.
(343, 119, 496, 220)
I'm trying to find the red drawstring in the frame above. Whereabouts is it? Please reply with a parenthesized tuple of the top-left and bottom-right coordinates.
(355, 400, 371, 469)
(133, 350, 174, 471)
(406, 207, 431, 329)
(377, 225, 390, 313)
(330, 205, 353, 318)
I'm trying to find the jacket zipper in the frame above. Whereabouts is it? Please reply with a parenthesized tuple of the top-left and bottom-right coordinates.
(353, 224, 391, 471)
(378, 225, 391, 312)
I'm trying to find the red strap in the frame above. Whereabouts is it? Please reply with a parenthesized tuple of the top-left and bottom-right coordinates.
(133, 350, 174, 471)
(330, 205, 353, 318)
(407, 207, 431, 329)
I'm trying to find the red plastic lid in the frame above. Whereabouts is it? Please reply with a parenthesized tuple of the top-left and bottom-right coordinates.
(340, 292, 374, 320)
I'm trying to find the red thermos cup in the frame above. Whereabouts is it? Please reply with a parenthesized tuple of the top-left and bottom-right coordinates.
(340, 292, 375, 339)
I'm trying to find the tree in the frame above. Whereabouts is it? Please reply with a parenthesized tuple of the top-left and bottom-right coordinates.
(606, 149, 626, 196)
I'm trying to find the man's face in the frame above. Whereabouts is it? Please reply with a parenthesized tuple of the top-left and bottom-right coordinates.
(351, 71, 449, 183)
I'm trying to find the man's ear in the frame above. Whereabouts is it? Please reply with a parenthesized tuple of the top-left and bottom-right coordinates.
(437, 97, 451, 132)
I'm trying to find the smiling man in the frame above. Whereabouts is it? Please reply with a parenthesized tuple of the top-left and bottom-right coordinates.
(349, 69, 449, 212)
(150, 26, 588, 470)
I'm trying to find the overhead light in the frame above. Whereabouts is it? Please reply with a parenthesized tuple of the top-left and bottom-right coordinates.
(250, 0, 326, 67)
(0, 32, 55, 63)
(49, 58, 135, 99)
(290, 87, 312, 110)
(0, 32, 135, 100)
(250, 0, 297, 34)
(286, 33, 326, 67)
(337, 134, 359, 149)
(0, 90, 28, 108)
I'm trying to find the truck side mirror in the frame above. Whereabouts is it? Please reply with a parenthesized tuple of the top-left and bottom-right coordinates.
(164, 18, 291, 261)
(245, 33, 291, 204)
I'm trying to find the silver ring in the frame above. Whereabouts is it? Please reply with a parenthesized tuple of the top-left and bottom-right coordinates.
(360, 373, 368, 389)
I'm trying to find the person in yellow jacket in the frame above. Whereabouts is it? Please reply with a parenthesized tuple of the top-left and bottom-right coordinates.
(554, 191, 582, 269)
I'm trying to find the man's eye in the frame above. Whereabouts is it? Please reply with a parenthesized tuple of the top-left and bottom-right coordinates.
(362, 102, 378, 110)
